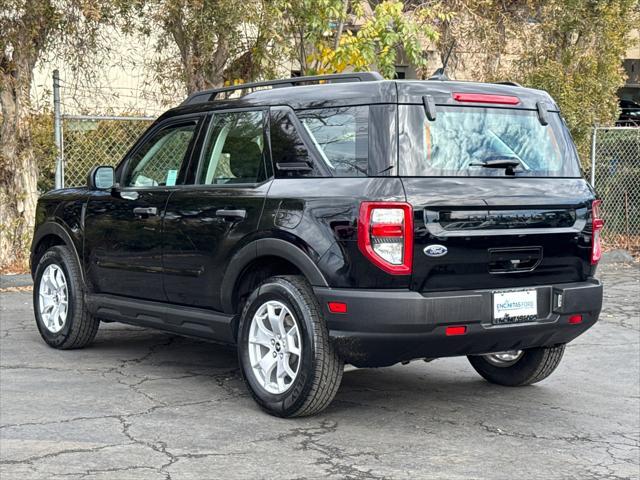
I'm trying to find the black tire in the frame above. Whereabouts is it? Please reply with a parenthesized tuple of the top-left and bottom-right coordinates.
(33, 245, 99, 349)
(467, 345, 565, 386)
(237, 275, 343, 417)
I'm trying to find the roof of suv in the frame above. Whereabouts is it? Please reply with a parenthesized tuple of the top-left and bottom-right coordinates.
(159, 77, 558, 122)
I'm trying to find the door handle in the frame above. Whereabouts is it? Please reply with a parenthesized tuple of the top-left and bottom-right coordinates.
(133, 207, 158, 217)
(215, 209, 246, 221)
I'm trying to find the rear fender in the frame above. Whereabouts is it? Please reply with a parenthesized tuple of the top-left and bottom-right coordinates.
(220, 238, 328, 314)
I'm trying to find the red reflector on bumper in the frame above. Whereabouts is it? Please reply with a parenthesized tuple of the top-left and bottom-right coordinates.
(445, 326, 467, 336)
(569, 314, 583, 324)
(328, 302, 348, 314)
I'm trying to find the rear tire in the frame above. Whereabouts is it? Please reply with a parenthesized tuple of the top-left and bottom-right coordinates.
(33, 245, 100, 349)
(467, 345, 565, 386)
(237, 275, 343, 417)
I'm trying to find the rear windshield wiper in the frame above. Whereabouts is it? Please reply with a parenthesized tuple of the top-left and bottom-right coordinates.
(470, 156, 522, 175)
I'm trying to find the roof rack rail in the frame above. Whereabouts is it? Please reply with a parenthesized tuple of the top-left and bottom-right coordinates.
(181, 72, 384, 106)
(494, 81, 522, 87)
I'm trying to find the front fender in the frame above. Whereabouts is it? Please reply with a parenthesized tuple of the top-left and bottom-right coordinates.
(30, 221, 84, 283)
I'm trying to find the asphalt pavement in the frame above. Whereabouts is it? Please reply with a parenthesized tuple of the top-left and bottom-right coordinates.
(1, 263, 638, 479)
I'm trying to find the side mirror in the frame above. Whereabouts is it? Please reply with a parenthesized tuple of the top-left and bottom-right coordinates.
(88, 166, 115, 190)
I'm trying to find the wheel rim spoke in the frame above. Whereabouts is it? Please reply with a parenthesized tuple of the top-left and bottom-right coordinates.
(285, 325, 300, 356)
(259, 351, 277, 378)
(282, 357, 296, 378)
(249, 323, 273, 348)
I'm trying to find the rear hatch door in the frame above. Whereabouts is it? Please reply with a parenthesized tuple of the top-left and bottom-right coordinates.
(397, 95, 596, 293)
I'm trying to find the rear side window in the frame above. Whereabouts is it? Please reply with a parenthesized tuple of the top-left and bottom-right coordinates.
(399, 106, 581, 177)
(270, 108, 318, 178)
(297, 107, 368, 177)
(199, 110, 266, 184)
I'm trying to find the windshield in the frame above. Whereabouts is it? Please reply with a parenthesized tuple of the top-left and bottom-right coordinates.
(399, 106, 581, 177)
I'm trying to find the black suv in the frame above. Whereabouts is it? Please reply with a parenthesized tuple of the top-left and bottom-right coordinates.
(31, 72, 604, 417)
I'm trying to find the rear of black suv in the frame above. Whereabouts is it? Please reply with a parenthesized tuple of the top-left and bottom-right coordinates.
(314, 81, 603, 372)
(29, 74, 603, 418)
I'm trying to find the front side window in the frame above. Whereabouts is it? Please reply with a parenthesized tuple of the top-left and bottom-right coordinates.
(199, 110, 266, 184)
(125, 122, 197, 187)
(297, 106, 368, 177)
(399, 106, 581, 177)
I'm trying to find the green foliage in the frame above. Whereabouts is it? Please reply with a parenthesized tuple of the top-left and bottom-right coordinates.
(30, 113, 56, 193)
(314, 0, 446, 78)
(275, 0, 351, 75)
(512, 0, 639, 166)
(136, 0, 282, 92)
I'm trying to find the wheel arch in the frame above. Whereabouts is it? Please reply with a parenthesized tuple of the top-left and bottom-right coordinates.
(221, 238, 329, 316)
(31, 222, 83, 284)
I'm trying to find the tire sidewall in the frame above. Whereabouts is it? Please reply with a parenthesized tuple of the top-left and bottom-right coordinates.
(238, 279, 317, 416)
(33, 247, 80, 347)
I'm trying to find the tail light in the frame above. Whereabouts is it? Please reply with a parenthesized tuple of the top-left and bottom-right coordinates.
(591, 199, 604, 265)
(358, 202, 413, 275)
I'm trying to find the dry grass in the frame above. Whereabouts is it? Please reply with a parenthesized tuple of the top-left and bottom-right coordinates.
(0, 258, 29, 275)
(0, 286, 32, 293)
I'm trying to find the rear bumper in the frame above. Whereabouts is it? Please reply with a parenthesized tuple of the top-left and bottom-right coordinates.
(314, 280, 602, 367)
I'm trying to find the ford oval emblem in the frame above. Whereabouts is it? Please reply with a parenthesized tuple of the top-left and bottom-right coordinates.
(423, 244, 448, 257)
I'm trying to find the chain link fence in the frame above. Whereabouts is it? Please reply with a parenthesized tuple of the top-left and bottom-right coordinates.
(590, 126, 640, 255)
(62, 115, 154, 187)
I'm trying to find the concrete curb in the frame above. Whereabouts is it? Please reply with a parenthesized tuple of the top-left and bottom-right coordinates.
(0, 274, 33, 289)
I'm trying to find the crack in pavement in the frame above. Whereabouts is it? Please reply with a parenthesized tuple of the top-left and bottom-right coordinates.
(274, 420, 392, 480)
(0, 442, 136, 466)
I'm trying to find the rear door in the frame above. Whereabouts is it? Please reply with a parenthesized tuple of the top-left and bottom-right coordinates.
(162, 108, 270, 310)
(397, 103, 596, 294)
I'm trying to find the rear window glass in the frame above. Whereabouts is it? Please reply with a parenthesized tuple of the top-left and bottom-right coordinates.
(399, 106, 581, 177)
(297, 106, 368, 177)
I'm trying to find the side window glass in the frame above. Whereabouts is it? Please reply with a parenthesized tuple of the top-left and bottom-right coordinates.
(199, 110, 266, 185)
(125, 123, 196, 187)
(270, 108, 319, 178)
(297, 106, 369, 177)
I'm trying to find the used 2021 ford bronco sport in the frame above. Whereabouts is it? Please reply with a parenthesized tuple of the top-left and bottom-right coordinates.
(31, 72, 604, 417)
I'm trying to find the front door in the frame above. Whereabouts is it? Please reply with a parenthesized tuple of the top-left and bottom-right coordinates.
(84, 117, 201, 301)
(162, 109, 270, 310)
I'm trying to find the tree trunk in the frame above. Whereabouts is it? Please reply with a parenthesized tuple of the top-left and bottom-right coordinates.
(333, 0, 350, 50)
(0, 58, 39, 271)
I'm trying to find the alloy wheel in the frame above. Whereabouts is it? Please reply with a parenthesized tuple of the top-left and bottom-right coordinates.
(483, 350, 524, 367)
(38, 264, 69, 333)
(248, 300, 302, 394)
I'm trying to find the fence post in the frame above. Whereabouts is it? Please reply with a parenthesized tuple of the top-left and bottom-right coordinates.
(590, 126, 597, 188)
(53, 69, 63, 189)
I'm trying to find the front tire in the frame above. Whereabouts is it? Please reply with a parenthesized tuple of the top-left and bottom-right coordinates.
(33, 245, 100, 349)
(237, 275, 343, 417)
(467, 345, 565, 386)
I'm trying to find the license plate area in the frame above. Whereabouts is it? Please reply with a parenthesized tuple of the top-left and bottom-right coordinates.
(492, 289, 538, 324)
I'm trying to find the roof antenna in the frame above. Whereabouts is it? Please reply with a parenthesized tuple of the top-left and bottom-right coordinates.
(428, 42, 455, 81)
